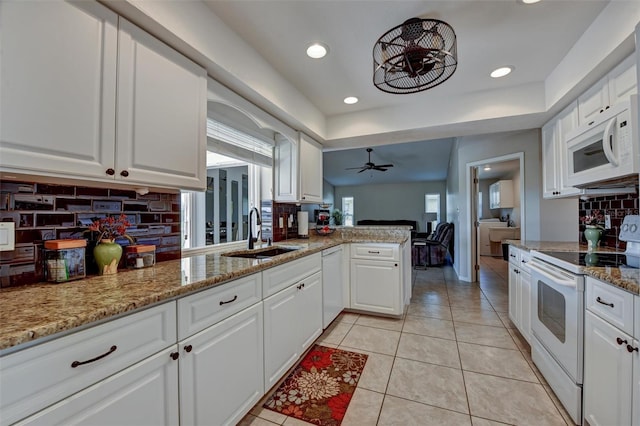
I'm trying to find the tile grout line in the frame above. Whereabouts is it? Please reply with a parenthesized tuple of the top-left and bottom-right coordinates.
(444, 268, 474, 421)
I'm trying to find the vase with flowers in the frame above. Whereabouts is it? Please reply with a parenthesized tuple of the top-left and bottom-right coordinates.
(580, 210, 605, 250)
(88, 214, 133, 275)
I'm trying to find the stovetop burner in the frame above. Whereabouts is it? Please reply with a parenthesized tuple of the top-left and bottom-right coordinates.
(539, 251, 637, 268)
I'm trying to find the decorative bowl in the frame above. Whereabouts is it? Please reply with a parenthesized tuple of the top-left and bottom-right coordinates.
(315, 225, 335, 236)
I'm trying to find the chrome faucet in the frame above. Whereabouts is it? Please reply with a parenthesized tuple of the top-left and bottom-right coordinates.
(248, 207, 261, 249)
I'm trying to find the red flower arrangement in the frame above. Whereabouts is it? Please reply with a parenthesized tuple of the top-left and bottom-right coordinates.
(580, 209, 605, 230)
(88, 214, 133, 243)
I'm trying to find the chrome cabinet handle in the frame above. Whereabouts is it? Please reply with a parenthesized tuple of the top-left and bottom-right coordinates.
(219, 295, 238, 305)
(596, 297, 614, 308)
(71, 345, 117, 368)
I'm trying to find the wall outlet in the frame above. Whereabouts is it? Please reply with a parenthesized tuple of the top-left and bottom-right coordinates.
(604, 214, 611, 230)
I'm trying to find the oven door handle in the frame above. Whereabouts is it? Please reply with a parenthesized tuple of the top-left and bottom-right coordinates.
(529, 262, 577, 288)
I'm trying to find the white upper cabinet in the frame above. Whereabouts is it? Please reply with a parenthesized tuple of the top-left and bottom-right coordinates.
(116, 19, 206, 190)
(489, 180, 514, 209)
(299, 133, 323, 203)
(578, 54, 637, 125)
(0, 1, 206, 191)
(273, 132, 323, 203)
(0, 1, 118, 180)
(542, 101, 582, 198)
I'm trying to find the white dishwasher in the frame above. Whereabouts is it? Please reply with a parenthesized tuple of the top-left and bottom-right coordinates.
(322, 245, 344, 328)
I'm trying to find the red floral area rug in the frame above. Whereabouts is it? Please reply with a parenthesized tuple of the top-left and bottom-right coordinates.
(263, 344, 368, 425)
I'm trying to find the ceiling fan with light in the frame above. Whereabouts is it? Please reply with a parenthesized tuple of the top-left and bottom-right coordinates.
(346, 148, 394, 173)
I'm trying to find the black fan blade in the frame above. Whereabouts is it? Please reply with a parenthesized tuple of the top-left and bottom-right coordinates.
(375, 164, 394, 168)
(373, 167, 388, 171)
(345, 167, 366, 170)
(357, 168, 367, 173)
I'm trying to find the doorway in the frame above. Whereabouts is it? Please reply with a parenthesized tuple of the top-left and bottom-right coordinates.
(468, 153, 525, 283)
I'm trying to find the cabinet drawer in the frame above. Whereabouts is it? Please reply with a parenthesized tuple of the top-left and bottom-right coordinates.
(351, 243, 399, 261)
(0, 302, 176, 426)
(262, 253, 321, 297)
(177, 272, 262, 340)
(508, 246, 520, 265)
(586, 276, 634, 335)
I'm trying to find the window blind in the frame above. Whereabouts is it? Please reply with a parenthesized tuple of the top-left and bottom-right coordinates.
(206, 118, 273, 167)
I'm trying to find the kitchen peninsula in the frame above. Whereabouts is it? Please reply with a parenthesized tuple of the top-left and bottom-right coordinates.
(0, 227, 411, 426)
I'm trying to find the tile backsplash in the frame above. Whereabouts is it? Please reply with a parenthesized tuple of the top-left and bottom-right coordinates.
(0, 180, 181, 287)
(579, 190, 639, 249)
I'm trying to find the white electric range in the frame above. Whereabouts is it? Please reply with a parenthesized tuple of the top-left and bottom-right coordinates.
(528, 215, 640, 425)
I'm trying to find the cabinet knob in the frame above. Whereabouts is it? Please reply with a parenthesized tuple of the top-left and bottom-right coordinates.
(605, 105, 610, 110)
(184, 345, 193, 353)
(170, 352, 180, 361)
(600, 108, 604, 113)
(588, 121, 595, 126)
(616, 337, 628, 346)
(120, 170, 129, 177)
(106, 168, 115, 176)
(627, 344, 639, 353)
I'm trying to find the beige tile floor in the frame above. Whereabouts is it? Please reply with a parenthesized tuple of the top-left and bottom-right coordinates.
(240, 257, 574, 426)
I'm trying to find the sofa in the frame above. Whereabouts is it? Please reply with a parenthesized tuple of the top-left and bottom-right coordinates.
(412, 222, 454, 267)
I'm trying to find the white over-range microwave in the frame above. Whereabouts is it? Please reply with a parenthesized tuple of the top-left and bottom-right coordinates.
(565, 94, 638, 188)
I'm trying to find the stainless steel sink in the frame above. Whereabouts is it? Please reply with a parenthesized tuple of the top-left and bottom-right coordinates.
(222, 246, 300, 259)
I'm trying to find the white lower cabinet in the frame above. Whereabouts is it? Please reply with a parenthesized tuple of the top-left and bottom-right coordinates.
(350, 258, 401, 315)
(519, 269, 531, 343)
(17, 347, 179, 426)
(178, 302, 264, 426)
(0, 303, 176, 426)
(583, 310, 635, 426)
(507, 246, 531, 343)
(583, 277, 639, 426)
(263, 270, 323, 389)
(349, 243, 404, 316)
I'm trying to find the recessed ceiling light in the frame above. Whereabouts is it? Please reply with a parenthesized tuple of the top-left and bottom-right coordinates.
(344, 96, 358, 105)
(306, 43, 328, 59)
(483, 165, 492, 171)
(490, 66, 513, 78)
(520, 0, 541, 4)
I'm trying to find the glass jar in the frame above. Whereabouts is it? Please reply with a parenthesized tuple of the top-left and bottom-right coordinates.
(43, 239, 87, 283)
(125, 245, 156, 269)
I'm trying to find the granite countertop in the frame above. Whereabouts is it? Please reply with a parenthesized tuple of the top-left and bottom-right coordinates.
(505, 240, 639, 296)
(0, 230, 409, 352)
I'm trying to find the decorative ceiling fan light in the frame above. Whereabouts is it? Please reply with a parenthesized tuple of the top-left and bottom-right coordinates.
(490, 66, 513, 78)
(343, 96, 359, 104)
(306, 42, 329, 59)
(373, 17, 457, 94)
